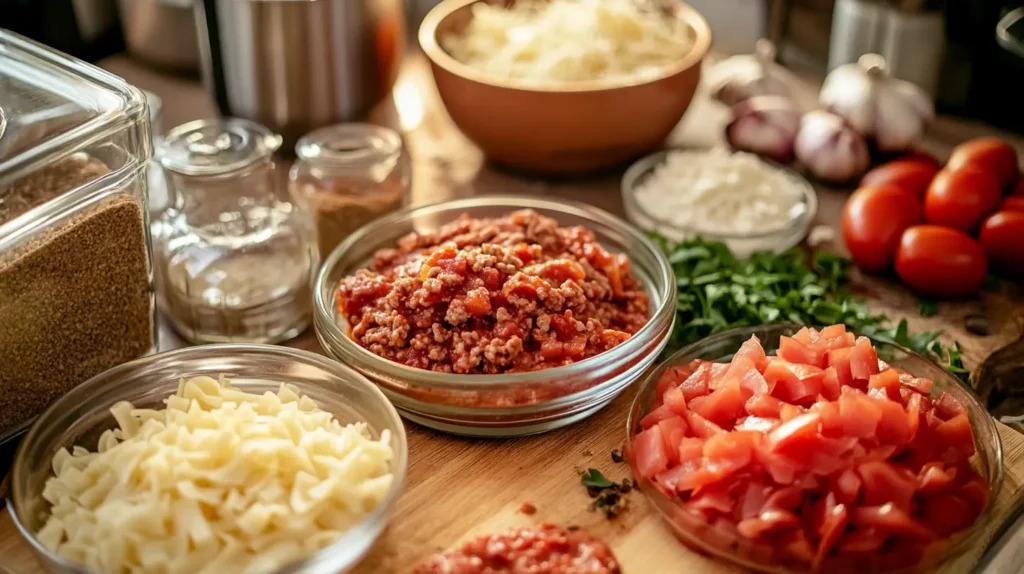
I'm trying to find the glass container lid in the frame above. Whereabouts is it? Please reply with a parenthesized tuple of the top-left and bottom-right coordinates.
(158, 118, 283, 177)
(0, 30, 147, 185)
(295, 123, 403, 167)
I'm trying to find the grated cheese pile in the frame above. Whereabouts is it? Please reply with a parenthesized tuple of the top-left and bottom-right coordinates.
(442, 0, 695, 84)
(36, 376, 394, 574)
(633, 148, 808, 235)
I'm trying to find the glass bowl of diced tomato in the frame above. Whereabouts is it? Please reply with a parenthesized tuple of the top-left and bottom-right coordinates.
(625, 323, 1003, 573)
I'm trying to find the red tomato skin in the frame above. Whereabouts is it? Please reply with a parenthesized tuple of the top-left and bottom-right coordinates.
(1000, 196, 1024, 212)
(860, 160, 939, 198)
(947, 137, 1019, 189)
(924, 167, 1002, 231)
(842, 185, 924, 272)
(1013, 178, 1024, 196)
(895, 225, 988, 298)
(979, 210, 1024, 273)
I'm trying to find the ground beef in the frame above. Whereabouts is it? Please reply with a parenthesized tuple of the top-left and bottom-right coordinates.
(336, 210, 649, 374)
(414, 523, 621, 574)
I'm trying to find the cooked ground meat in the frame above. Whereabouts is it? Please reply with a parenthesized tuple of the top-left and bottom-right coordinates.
(336, 210, 649, 374)
(414, 523, 621, 574)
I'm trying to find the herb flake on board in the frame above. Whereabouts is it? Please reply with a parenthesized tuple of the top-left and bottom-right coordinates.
(579, 468, 632, 519)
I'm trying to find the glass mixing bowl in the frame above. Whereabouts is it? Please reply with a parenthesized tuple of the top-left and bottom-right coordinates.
(314, 196, 676, 437)
(9, 344, 407, 574)
(625, 324, 1003, 574)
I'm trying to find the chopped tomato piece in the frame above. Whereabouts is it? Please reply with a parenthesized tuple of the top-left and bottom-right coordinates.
(663, 386, 688, 416)
(934, 414, 976, 464)
(820, 366, 841, 401)
(868, 369, 902, 400)
(857, 461, 918, 511)
(687, 482, 733, 516)
(765, 359, 824, 405)
(833, 468, 862, 506)
(684, 409, 725, 439)
(678, 362, 713, 401)
(850, 338, 881, 381)
(735, 336, 770, 372)
(906, 392, 922, 439)
(746, 393, 783, 418)
(838, 390, 883, 438)
(851, 504, 936, 540)
(655, 360, 699, 397)
(735, 416, 779, 433)
(779, 403, 805, 422)
(658, 416, 689, 465)
(901, 376, 934, 395)
(703, 431, 758, 477)
(655, 458, 700, 492)
(868, 391, 915, 445)
(766, 412, 821, 453)
(778, 336, 827, 368)
(708, 363, 729, 389)
(677, 437, 705, 463)
(812, 399, 843, 437)
(639, 404, 674, 429)
(818, 324, 848, 340)
(837, 528, 888, 554)
(813, 503, 849, 569)
(917, 462, 957, 496)
(959, 478, 991, 515)
(920, 492, 977, 537)
(737, 510, 800, 539)
(828, 347, 855, 388)
(738, 481, 769, 520)
(780, 529, 816, 563)
(934, 392, 968, 420)
(634, 425, 669, 478)
(793, 326, 814, 344)
(739, 368, 769, 399)
(690, 378, 746, 428)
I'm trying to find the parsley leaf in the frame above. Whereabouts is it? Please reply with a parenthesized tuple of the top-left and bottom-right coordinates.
(917, 298, 939, 317)
(580, 468, 614, 489)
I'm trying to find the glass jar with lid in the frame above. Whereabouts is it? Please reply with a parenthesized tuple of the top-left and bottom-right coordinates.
(0, 30, 157, 444)
(289, 124, 410, 258)
(153, 118, 317, 344)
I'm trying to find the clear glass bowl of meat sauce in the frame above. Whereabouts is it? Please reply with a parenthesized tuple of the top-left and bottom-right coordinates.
(314, 196, 676, 437)
(625, 324, 1003, 574)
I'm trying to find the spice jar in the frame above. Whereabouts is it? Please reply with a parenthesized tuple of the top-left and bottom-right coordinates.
(289, 124, 410, 258)
(153, 118, 317, 344)
(0, 30, 157, 444)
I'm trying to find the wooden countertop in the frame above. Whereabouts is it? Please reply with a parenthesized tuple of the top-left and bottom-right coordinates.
(3, 52, 1024, 573)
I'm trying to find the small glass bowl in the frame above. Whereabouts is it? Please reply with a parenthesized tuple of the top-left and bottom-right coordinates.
(625, 324, 1004, 574)
(621, 150, 818, 258)
(9, 344, 408, 574)
(314, 196, 676, 437)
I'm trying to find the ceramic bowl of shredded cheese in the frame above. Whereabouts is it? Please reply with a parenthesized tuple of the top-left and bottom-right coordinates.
(8, 344, 407, 574)
(622, 148, 818, 257)
(419, 0, 712, 173)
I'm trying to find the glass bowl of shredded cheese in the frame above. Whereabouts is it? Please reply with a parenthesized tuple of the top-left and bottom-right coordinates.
(622, 148, 818, 258)
(8, 344, 407, 574)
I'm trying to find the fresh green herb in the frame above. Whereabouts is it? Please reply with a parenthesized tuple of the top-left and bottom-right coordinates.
(917, 298, 939, 317)
(654, 236, 967, 377)
(580, 468, 614, 489)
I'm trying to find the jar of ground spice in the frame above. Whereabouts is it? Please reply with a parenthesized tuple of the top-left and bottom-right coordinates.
(0, 30, 157, 445)
(289, 124, 410, 258)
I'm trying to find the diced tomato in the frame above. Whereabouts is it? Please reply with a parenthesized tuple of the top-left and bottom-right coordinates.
(851, 504, 936, 540)
(778, 336, 827, 368)
(658, 416, 689, 465)
(780, 403, 805, 422)
(735, 416, 779, 433)
(755, 446, 800, 485)
(655, 458, 700, 492)
(678, 362, 712, 401)
(818, 324, 848, 341)
(725, 356, 757, 386)
(663, 386, 688, 416)
(901, 376, 934, 395)
(857, 461, 918, 511)
(780, 529, 816, 563)
(735, 336, 770, 372)
(814, 503, 849, 569)
(839, 390, 882, 438)
(906, 392, 922, 439)
(684, 409, 725, 439)
(850, 338, 881, 381)
(655, 362, 695, 397)
(837, 527, 888, 554)
(917, 462, 957, 495)
(738, 481, 769, 520)
(934, 392, 968, 420)
(739, 368, 769, 399)
(677, 437, 705, 463)
(828, 347, 855, 388)
(833, 468, 862, 505)
(868, 369, 902, 400)
(687, 482, 734, 516)
(640, 404, 675, 429)
(634, 425, 669, 478)
(811, 399, 843, 437)
(690, 378, 747, 428)
(766, 413, 821, 453)
(920, 492, 977, 537)
(959, 478, 991, 515)
(868, 391, 914, 445)
(793, 326, 814, 345)
(737, 510, 800, 539)
(820, 367, 841, 401)
(746, 393, 783, 418)
(765, 359, 824, 405)
(934, 414, 976, 464)
(703, 431, 759, 477)
(708, 363, 729, 389)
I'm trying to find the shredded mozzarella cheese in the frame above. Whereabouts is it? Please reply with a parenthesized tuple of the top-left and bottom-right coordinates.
(633, 148, 808, 235)
(37, 376, 394, 574)
(442, 0, 695, 84)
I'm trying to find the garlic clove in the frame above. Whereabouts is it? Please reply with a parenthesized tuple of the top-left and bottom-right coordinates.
(725, 96, 802, 163)
(794, 110, 870, 183)
(707, 39, 793, 106)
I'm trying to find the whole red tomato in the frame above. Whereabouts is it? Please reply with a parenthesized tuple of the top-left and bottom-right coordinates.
(842, 185, 924, 272)
(979, 210, 1024, 273)
(924, 167, 1002, 231)
(1013, 178, 1024, 196)
(1000, 196, 1024, 212)
(895, 225, 988, 298)
(947, 137, 1020, 189)
(860, 159, 939, 198)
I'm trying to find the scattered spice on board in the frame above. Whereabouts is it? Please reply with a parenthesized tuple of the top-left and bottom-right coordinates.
(610, 448, 624, 463)
(580, 468, 632, 519)
(0, 185, 153, 436)
(519, 502, 537, 515)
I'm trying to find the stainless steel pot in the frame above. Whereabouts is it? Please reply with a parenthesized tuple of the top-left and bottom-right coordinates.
(118, 0, 200, 74)
(196, 0, 406, 146)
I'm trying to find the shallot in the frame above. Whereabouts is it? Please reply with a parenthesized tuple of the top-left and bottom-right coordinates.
(794, 111, 869, 182)
(820, 54, 934, 152)
(706, 39, 792, 106)
(726, 96, 802, 162)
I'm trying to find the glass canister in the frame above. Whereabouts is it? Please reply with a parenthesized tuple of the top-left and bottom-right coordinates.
(289, 124, 410, 258)
(153, 118, 317, 344)
(0, 30, 157, 444)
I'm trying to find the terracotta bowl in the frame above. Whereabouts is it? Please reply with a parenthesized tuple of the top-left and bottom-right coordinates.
(418, 0, 712, 174)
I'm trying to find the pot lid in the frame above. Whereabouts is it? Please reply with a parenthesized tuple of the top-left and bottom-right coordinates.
(158, 118, 282, 176)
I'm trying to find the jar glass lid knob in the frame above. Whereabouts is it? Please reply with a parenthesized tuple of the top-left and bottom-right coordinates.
(158, 118, 283, 176)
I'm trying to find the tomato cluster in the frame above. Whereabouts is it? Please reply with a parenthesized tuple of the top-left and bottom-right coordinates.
(842, 137, 1024, 297)
(632, 325, 988, 573)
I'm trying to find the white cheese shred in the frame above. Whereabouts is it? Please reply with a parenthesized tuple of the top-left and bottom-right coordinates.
(37, 375, 394, 574)
(443, 0, 695, 84)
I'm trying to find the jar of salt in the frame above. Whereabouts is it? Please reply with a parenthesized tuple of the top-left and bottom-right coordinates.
(153, 118, 317, 344)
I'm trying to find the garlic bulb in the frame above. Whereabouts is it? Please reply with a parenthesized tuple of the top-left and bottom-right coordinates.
(725, 96, 802, 163)
(794, 111, 870, 182)
(706, 39, 793, 106)
(820, 54, 934, 152)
